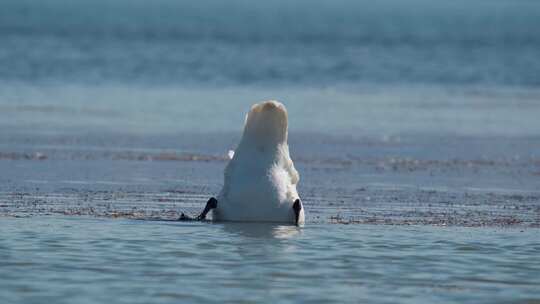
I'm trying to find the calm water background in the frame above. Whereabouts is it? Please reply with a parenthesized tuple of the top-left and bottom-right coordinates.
(1, 0, 540, 135)
(1, 0, 540, 303)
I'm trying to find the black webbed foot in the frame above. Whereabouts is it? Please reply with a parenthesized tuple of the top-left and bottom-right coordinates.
(197, 197, 218, 220)
(178, 213, 194, 221)
(293, 199, 302, 225)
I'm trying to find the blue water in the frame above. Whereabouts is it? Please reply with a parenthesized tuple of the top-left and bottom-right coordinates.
(1, 1, 540, 303)
(1, 0, 540, 136)
(2, 0, 540, 86)
(1, 217, 539, 304)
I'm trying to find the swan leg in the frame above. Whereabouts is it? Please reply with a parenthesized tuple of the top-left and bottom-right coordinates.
(293, 199, 302, 225)
(197, 197, 218, 220)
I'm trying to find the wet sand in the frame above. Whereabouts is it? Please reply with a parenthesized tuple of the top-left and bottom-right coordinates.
(1, 133, 539, 228)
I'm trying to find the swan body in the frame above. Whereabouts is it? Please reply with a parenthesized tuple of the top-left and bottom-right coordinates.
(212, 100, 304, 224)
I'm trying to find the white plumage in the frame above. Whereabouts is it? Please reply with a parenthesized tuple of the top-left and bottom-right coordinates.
(213, 100, 304, 224)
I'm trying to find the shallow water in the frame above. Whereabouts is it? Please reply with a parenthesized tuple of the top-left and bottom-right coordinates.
(1, 0, 540, 302)
(1, 217, 539, 304)
(1, 133, 539, 227)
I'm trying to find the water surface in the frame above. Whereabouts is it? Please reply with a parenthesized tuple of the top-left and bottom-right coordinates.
(1, 217, 539, 304)
(1, 1, 540, 303)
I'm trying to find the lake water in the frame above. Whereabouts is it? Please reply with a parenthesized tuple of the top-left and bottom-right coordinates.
(2, 217, 539, 304)
(1, 0, 540, 136)
(1, 0, 540, 303)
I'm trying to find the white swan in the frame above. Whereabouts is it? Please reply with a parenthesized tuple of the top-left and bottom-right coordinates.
(198, 100, 305, 225)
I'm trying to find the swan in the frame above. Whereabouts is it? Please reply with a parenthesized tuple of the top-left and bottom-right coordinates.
(197, 100, 304, 225)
